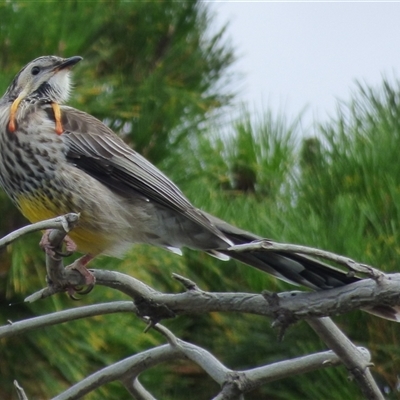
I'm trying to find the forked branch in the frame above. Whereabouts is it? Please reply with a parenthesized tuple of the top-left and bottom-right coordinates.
(1, 218, 393, 399)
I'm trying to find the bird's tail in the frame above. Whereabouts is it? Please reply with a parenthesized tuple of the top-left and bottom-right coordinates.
(206, 214, 400, 322)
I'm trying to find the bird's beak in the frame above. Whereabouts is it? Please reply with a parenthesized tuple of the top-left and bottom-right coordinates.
(53, 56, 83, 72)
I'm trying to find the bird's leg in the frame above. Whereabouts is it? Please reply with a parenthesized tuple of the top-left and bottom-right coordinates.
(39, 230, 95, 293)
(51, 102, 63, 135)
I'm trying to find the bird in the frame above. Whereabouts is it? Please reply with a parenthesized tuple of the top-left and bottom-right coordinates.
(0, 55, 397, 320)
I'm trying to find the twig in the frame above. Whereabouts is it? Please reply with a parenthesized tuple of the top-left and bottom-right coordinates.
(154, 323, 231, 383)
(0, 302, 134, 339)
(51, 344, 182, 400)
(172, 273, 200, 291)
(307, 317, 383, 400)
(0, 213, 79, 250)
(211, 348, 349, 399)
(242, 348, 347, 389)
(121, 377, 157, 400)
(154, 322, 361, 398)
(14, 380, 29, 400)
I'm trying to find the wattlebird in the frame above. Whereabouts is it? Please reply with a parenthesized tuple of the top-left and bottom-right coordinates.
(0, 55, 397, 320)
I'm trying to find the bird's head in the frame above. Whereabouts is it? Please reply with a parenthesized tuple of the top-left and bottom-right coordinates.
(3, 55, 82, 133)
(4, 55, 83, 105)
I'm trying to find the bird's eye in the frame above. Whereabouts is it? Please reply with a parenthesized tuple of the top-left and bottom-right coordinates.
(31, 66, 41, 76)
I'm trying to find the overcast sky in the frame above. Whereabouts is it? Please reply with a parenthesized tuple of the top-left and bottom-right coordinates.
(211, 2, 400, 133)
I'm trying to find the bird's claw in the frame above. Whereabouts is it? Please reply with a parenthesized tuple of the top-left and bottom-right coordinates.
(65, 254, 95, 299)
(54, 249, 74, 257)
(67, 283, 95, 300)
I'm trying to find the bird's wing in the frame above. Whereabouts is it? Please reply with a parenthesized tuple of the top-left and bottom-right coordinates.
(51, 105, 225, 238)
(41, 107, 400, 321)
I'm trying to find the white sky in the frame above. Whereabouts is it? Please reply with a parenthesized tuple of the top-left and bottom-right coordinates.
(212, 2, 400, 133)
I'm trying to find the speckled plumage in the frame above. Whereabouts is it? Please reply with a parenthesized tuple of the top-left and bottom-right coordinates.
(0, 100, 232, 256)
(0, 56, 232, 257)
(1, 55, 399, 321)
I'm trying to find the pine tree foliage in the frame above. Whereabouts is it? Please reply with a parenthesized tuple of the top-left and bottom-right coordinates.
(0, 2, 236, 399)
(0, 1, 400, 399)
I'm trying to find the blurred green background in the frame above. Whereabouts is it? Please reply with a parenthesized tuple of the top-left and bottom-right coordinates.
(1, 1, 400, 399)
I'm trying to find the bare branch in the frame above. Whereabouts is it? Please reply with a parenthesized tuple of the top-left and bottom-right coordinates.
(0, 222, 392, 398)
(0, 301, 134, 339)
(49, 319, 360, 400)
(24, 267, 400, 324)
(51, 344, 182, 400)
(307, 317, 384, 400)
(18, 222, 400, 325)
(212, 383, 244, 400)
(121, 377, 156, 400)
(154, 323, 231, 384)
(14, 380, 29, 400)
(0, 213, 79, 250)
(172, 273, 200, 291)
(95, 270, 400, 321)
(242, 349, 347, 389)
(152, 323, 369, 398)
(25, 264, 161, 303)
(211, 349, 349, 399)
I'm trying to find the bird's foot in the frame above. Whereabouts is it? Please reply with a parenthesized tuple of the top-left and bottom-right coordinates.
(60, 235, 78, 256)
(40, 231, 94, 298)
(40, 230, 77, 257)
(65, 254, 95, 298)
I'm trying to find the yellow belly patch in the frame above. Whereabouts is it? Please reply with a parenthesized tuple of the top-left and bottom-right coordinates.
(17, 195, 111, 255)
(18, 194, 60, 224)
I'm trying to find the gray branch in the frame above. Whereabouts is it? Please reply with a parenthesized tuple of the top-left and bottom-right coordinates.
(49, 318, 361, 400)
(14, 380, 28, 400)
(52, 344, 183, 400)
(0, 301, 134, 339)
(20, 246, 400, 329)
(1, 222, 394, 399)
(307, 317, 384, 400)
(121, 377, 157, 400)
(29, 268, 400, 322)
(0, 213, 79, 250)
